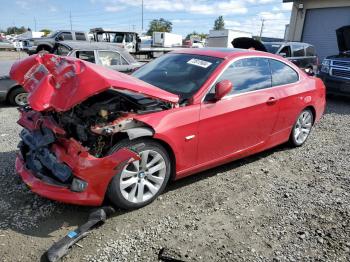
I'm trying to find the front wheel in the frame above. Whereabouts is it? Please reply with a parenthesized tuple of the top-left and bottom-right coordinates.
(8, 87, 28, 106)
(290, 108, 314, 147)
(107, 139, 171, 210)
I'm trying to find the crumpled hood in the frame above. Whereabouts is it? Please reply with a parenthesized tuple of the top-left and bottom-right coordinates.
(10, 54, 179, 112)
(336, 26, 350, 53)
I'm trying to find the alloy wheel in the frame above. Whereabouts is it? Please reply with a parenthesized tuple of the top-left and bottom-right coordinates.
(119, 149, 166, 203)
(294, 110, 313, 145)
(14, 93, 28, 106)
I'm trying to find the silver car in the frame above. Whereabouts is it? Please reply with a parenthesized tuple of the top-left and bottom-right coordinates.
(52, 41, 143, 73)
(0, 60, 27, 106)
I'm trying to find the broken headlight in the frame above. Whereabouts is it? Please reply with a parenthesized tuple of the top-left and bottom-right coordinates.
(321, 59, 330, 74)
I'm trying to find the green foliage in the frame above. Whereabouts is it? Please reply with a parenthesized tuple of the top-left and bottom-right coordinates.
(146, 18, 172, 36)
(213, 16, 225, 30)
(185, 31, 208, 40)
(5, 26, 27, 35)
(40, 29, 52, 36)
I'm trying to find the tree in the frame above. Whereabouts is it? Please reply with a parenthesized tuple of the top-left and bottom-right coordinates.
(213, 16, 225, 30)
(186, 31, 208, 40)
(6, 26, 27, 35)
(40, 29, 52, 36)
(146, 18, 172, 36)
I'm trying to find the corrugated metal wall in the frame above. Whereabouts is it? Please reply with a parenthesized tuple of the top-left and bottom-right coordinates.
(302, 7, 350, 61)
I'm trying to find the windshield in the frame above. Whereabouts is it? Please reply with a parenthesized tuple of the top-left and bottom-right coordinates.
(264, 43, 282, 54)
(132, 53, 223, 100)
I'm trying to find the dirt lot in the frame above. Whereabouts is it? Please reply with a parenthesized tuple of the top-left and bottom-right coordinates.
(0, 97, 350, 262)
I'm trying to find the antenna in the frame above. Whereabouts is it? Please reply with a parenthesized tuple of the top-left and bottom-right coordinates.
(69, 10, 72, 30)
(141, 0, 144, 32)
(259, 18, 265, 39)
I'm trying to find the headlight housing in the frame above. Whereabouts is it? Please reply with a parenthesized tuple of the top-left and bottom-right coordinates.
(321, 59, 331, 74)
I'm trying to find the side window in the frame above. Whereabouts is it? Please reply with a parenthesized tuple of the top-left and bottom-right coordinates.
(269, 59, 299, 86)
(279, 45, 291, 57)
(60, 32, 73, 40)
(217, 57, 272, 95)
(292, 44, 305, 57)
(306, 45, 315, 56)
(76, 51, 95, 63)
(75, 32, 86, 41)
(97, 51, 125, 66)
(55, 45, 70, 56)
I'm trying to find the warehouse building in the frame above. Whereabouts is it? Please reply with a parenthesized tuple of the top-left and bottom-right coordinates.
(284, 0, 350, 60)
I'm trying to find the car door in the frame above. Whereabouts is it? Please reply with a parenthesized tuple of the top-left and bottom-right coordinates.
(197, 57, 280, 164)
(96, 50, 132, 72)
(267, 58, 304, 133)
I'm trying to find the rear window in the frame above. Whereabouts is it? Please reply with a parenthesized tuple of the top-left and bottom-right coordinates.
(269, 59, 299, 86)
(75, 32, 86, 41)
(306, 45, 316, 56)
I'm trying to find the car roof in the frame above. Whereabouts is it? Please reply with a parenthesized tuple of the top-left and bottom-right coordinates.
(172, 48, 246, 59)
(263, 41, 313, 46)
(59, 41, 127, 52)
(172, 47, 265, 59)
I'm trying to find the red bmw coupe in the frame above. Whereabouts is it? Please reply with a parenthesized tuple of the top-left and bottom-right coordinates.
(10, 48, 326, 209)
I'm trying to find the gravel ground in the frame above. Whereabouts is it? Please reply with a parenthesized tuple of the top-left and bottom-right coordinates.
(0, 51, 28, 61)
(0, 97, 350, 262)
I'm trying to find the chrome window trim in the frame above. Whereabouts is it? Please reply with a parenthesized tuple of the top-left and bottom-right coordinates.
(201, 55, 301, 103)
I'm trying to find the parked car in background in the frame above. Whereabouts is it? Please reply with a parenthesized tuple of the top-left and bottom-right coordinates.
(52, 41, 143, 73)
(318, 25, 350, 96)
(0, 61, 26, 106)
(11, 48, 325, 209)
(0, 38, 15, 50)
(22, 30, 88, 55)
(263, 42, 318, 74)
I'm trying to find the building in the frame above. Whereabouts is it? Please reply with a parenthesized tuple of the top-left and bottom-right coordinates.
(284, 0, 350, 60)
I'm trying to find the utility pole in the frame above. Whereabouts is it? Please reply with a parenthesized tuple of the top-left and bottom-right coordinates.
(34, 17, 37, 31)
(69, 10, 72, 30)
(259, 18, 265, 39)
(141, 0, 144, 32)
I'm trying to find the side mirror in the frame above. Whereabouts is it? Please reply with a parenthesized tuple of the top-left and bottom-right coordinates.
(215, 80, 232, 101)
(304, 67, 315, 76)
(56, 35, 64, 41)
(279, 52, 287, 58)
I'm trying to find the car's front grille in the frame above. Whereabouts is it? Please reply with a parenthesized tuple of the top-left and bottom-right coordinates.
(331, 68, 350, 79)
(332, 60, 350, 68)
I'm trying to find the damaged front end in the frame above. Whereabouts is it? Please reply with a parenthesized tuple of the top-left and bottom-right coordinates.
(12, 54, 178, 205)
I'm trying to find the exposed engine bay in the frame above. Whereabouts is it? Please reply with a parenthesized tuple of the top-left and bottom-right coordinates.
(47, 89, 171, 157)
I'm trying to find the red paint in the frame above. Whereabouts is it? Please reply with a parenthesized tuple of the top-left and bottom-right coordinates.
(13, 50, 326, 206)
(10, 54, 178, 112)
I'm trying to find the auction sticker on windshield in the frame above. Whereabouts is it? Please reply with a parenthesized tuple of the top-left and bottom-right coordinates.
(187, 58, 212, 68)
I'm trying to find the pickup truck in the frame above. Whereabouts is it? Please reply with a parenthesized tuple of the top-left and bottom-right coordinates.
(22, 30, 88, 55)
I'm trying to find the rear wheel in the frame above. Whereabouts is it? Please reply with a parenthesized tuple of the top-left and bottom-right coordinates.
(107, 138, 171, 210)
(8, 87, 28, 106)
(290, 108, 314, 147)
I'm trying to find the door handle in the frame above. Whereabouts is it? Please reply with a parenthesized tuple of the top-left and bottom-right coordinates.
(266, 97, 278, 105)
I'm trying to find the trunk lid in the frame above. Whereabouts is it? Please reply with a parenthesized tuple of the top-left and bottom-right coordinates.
(10, 54, 179, 112)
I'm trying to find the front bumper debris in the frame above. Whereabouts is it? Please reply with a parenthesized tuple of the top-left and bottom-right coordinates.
(16, 109, 139, 206)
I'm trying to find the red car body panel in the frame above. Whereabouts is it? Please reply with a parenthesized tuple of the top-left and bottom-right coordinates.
(17, 109, 140, 205)
(13, 50, 326, 205)
(10, 54, 179, 112)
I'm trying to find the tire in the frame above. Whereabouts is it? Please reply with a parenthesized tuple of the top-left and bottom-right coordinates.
(107, 138, 171, 210)
(289, 108, 314, 147)
(7, 87, 28, 106)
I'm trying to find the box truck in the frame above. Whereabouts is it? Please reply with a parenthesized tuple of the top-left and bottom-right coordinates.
(153, 32, 183, 47)
(207, 29, 252, 48)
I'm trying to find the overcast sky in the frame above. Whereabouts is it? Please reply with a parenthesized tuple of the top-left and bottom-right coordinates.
(0, 0, 293, 37)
